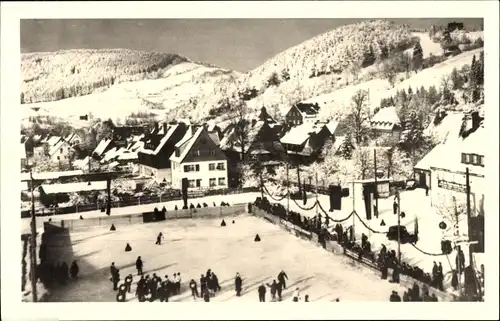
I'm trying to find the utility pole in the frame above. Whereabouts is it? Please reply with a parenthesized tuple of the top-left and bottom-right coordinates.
(465, 167, 476, 299)
(352, 181, 355, 241)
(397, 189, 401, 265)
(29, 169, 38, 302)
(373, 149, 379, 218)
(315, 172, 319, 218)
(286, 162, 290, 217)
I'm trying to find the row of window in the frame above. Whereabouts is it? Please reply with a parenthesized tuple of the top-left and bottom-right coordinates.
(461, 153, 484, 167)
(184, 162, 225, 172)
(191, 149, 217, 157)
(188, 177, 226, 188)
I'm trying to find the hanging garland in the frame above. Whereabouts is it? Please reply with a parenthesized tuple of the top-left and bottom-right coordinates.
(291, 198, 319, 211)
(316, 201, 355, 223)
(353, 212, 386, 234)
(410, 242, 446, 257)
(262, 184, 289, 202)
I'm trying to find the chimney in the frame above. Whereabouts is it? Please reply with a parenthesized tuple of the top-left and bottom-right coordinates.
(163, 122, 168, 134)
(154, 122, 159, 133)
(471, 111, 482, 131)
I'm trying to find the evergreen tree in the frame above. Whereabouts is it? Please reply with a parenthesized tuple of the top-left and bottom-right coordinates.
(408, 86, 413, 95)
(340, 133, 354, 159)
(412, 41, 424, 72)
(427, 85, 440, 106)
(362, 44, 377, 67)
(450, 67, 464, 90)
(477, 51, 484, 85)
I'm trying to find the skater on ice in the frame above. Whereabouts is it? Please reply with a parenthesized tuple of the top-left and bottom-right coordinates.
(155, 232, 163, 245)
(234, 273, 243, 297)
(136, 256, 143, 275)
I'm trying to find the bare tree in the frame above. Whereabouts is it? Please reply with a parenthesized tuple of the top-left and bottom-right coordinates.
(352, 148, 373, 180)
(347, 89, 371, 145)
(230, 99, 253, 162)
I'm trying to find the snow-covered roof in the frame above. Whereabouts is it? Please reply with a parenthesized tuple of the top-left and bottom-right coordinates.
(118, 150, 138, 161)
(108, 161, 120, 169)
(141, 124, 180, 155)
(21, 169, 84, 181)
(208, 132, 220, 146)
(324, 120, 339, 136)
(47, 136, 62, 147)
(94, 138, 112, 157)
(332, 135, 346, 153)
(170, 127, 204, 163)
(461, 126, 484, 155)
(370, 107, 401, 130)
(73, 157, 90, 170)
(414, 143, 452, 171)
(40, 180, 107, 194)
(421, 127, 485, 176)
(49, 139, 70, 156)
(280, 123, 317, 145)
(425, 111, 464, 144)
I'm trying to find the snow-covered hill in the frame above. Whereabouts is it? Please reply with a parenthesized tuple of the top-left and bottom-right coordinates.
(21, 21, 484, 126)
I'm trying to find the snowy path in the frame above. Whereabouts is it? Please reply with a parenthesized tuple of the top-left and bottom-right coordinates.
(45, 214, 408, 302)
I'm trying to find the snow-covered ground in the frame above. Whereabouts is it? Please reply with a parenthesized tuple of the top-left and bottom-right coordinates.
(24, 188, 467, 298)
(306, 48, 483, 118)
(45, 214, 408, 302)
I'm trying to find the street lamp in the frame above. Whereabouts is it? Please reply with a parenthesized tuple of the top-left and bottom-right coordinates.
(395, 189, 401, 265)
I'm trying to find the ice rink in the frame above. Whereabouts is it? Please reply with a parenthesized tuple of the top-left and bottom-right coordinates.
(46, 213, 408, 302)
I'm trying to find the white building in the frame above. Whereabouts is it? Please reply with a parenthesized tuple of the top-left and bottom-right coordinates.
(170, 126, 228, 190)
(424, 126, 485, 217)
(48, 139, 74, 165)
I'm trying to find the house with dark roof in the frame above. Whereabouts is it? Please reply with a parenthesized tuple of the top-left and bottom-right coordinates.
(169, 126, 228, 190)
(370, 107, 402, 144)
(280, 122, 334, 164)
(137, 123, 188, 183)
(285, 102, 321, 126)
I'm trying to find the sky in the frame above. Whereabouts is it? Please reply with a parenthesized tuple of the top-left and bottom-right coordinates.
(21, 18, 483, 72)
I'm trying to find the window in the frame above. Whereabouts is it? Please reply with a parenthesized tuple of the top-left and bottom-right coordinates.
(209, 149, 216, 156)
(60, 148, 63, 153)
(194, 150, 201, 156)
(218, 177, 226, 186)
(184, 164, 200, 172)
(175, 149, 180, 157)
(479, 155, 484, 166)
(188, 180, 195, 188)
(209, 178, 216, 187)
(471, 154, 478, 165)
(217, 162, 225, 170)
(196, 179, 202, 187)
(209, 163, 216, 171)
(461, 153, 467, 164)
(57, 156, 60, 160)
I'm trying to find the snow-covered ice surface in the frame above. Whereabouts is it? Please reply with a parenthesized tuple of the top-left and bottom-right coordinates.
(45, 214, 408, 302)
(23, 189, 464, 298)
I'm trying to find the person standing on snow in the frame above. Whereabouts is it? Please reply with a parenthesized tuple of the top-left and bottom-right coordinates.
(135, 256, 143, 275)
(189, 279, 199, 299)
(234, 273, 243, 297)
(258, 283, 267, 302)
(277, 270, 288, 289)
(266, 280, 278, 301)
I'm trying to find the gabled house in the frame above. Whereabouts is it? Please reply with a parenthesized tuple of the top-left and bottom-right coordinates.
(64, 132, 84, 147)
(93, 137, 114, 158)
(137, 123, 188, 183)
(48, 139, 75, 165)
(169, 126, 228, 190)
(285, 102, 321, 126)
(280, 122, 333, 164)
(220, 119, 284, 163)
(370, 106, 402, 144)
